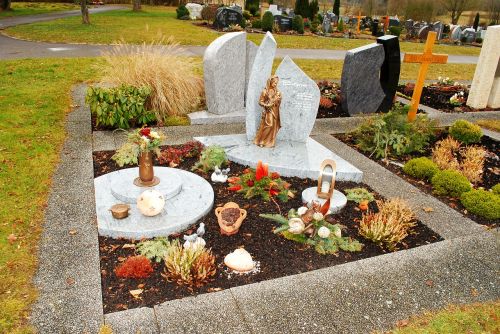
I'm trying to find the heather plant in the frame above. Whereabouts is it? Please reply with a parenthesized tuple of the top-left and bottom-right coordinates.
(157, 141, 203, 167)
(162, 240, 216, 290)
(115, 255, 154, 279)
(359, 199, 416, 251)
(351, 104, 437, 159)
(102, 37, 204, 121)
(460, 189, 500, 220)
(403, 157, 439, 180)
(191, 145, 228, 173)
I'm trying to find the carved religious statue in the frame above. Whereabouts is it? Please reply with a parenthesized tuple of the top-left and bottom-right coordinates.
(253, 75, 282, 148)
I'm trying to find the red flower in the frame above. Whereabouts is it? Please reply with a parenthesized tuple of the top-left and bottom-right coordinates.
(255, 161, 269, 181)
(271, 172, 280, 179)
(243, 168, 251, 174)
(228, 185, 242, 191)
(140, 127, 151, 137)
(269, 187, 279, 197)
(246, 180, 254, 187)
(227, 176, 240, 184)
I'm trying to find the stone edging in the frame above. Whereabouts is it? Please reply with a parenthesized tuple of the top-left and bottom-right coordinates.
(30, 84, 499, 333)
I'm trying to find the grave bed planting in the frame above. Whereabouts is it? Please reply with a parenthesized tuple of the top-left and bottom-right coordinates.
(397, 83, 500, 113)
(336, 132, 499, 227)
(94, 144, 442, 313)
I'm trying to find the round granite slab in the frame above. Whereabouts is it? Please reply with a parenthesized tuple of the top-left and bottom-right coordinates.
(110, 168, 183, 204)
(301, 187, 347, 214)
(95, 167, 214, 239)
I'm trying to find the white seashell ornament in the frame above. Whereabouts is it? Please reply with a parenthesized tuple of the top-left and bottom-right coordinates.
(136, 189, 165, 217)
(317, 226, 331, 239)
(224, 248, 255, 272)
(288, 218, 305, 234)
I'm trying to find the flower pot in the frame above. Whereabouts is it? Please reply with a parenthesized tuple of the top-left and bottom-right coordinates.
(215, 202, 247, 236)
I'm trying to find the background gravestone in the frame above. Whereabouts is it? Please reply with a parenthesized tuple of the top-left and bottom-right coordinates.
(274, 15, 293, 32)
(322, 15, 331, 33)
(203, 32, 246, 115)
(433, 21, 443, 39)
(214, 7, 243, 29)
(246, 32, 277, 140)
(275, 56, 320, 143)
(451, 26, 462, 41)
(341, 44, 385, 115)
(376, 35, 401, 112)
(462, 28, 476, 43)
(418, 25, 432, 40)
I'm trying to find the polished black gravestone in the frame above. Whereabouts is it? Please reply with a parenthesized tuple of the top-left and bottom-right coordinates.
(214, 7, 243, 30)
(376, 35, 401, 112)
(274, 15, 292, 32)
(340, 44, 385, 115)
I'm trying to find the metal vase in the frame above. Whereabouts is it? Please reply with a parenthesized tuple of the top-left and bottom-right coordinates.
(138, 151, 154, 183)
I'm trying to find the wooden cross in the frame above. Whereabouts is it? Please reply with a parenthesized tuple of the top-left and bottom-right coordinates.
(403, 31, 448, 121)
(384, 16, 389, 33)
(356, 11, 362, 34)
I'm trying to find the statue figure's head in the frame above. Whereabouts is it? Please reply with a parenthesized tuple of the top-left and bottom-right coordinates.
(267, 75, 279, 89)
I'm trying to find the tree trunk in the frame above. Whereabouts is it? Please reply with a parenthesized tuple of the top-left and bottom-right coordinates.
(0, 0, 12, 11)
(81, 0, 90, 25)
(133, 0, 141, 11)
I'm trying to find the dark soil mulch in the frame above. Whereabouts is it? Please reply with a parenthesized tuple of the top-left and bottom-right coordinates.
(94, 145, 442, 313)
(397, 84, 500, 113)
(335, 132, 500, 227)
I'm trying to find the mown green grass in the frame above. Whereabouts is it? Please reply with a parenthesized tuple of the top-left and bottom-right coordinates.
(0, 57, 102, 334)
(0, 2, 79, 18)
(4, 6, 481, 56)
(387, 301, 500, 334)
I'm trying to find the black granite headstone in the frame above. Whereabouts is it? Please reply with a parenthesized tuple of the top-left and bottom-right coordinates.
(214, 7, 243, 29)
(376, 35, 401, 112)
(371, 19, 379, 36)
(274, 15, 293, 32)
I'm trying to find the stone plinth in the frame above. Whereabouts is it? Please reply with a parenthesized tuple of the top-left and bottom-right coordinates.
(467, 25, 500, 109)
(204, 32, 246, 115)
(301, 187, 347, 214)
(195, 134, 363, 182)
(188, 109, 245, 125)
(95, 167, 214, 239)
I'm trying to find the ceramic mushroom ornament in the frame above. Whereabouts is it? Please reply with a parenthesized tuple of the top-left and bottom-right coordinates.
(136, 189, 165, 217)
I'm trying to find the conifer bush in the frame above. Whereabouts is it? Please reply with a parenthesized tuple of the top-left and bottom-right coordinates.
(449, 119, 483, 144)
(461, 189, 500, 220)
(292, 15, 304, 34)
(431, 170, 472, 198)
(262, 11, 274, 32)
(403, 157, 439, 180)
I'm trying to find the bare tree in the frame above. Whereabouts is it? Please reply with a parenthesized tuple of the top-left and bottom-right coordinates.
(440, 0, 478, 24)
(484, 0, 500, 24)
(81, 0, 90, 24)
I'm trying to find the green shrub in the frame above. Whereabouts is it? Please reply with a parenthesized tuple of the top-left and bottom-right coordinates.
(431, 170, 472, 198)
(403, 157, 439, 180)
(243, 10, 251, 20)
(475, 37, 483, 43)
(337, 18, 344, 32)
(345, 188, 375, 204)
(176, 5, 189, 19)
(247, 4, 259, 16)
(311, 19, 320, 33)
(85, 85, 155, 129)
(262, 11, 274, 32)
(192, 145, 228, 173)
(461, 189, 500, 220)
(303, 18, 311, 29)
(201, 5, 217, 23)
(252, 19, 262, 29)
(292, 15, 304, 34)
(449, 119, 483, 144)
(492, 184, 500, 195)
(351, 104, 437, 159)
(388, 26, 402, 36)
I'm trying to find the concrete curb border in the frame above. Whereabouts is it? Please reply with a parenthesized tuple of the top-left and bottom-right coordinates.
(31, 84, 499, 333)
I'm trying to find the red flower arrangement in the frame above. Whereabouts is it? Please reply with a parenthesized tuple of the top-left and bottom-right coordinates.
(228, 161, 294, 202)
(115, 255, 154, 279)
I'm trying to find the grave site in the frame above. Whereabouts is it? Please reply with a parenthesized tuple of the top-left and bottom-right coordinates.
(0, 2, 499, 334)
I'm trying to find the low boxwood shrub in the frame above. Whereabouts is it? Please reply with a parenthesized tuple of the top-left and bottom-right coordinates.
(86, 85, 155, 129)
(176, 5, 189, 19)
(431, 170, 472, 198)
(492, 184, 500, 195)
(449, 119, 483, 144)
(461, 189, 500, 220)
(403, 157, 439, 180)
(262, 11, 274, 32)
(252, 19, 262, 29)
(292, 15, 304, 34)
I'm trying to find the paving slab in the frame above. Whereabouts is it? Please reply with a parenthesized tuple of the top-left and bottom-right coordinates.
(105, 308, 159, 334)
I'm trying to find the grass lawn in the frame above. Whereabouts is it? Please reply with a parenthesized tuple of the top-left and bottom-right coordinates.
(4, 6, 481, 56)
(0, 57, 101, 334)
(387, 301, 500, 334)
(0, 2, 79, 18)
(477, 119, 500, 132)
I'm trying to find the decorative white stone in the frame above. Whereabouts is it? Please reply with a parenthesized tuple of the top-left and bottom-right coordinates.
(467, 25, 500, 109)
(224, 248, 255, 272)
(204, 32, 247, 115)
(95, 167, 214, 239)
(301, 187, 348, 214)
(275, 56, 321, 143)
(196, 134, 362, 181)
(137, 189, 165, 217)
(185, 3, 203, 19)
(245, 40, 258, 102)
(110, 168, 182, 204)
(246, 32, 277, 140)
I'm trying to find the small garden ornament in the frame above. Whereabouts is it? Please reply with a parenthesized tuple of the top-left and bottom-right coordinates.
(211, 166, 230, 183)
(215, 202, 247, 235)
(254, 76, 282, 148)
(137, 189, 165, 217)
(183, 223, 206, 249)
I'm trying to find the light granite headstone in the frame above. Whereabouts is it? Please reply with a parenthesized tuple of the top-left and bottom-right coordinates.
(204, 31, 246, 115)
(275, 56, 320, 143)
(246, 32, 277, 140)
(467, 25, 500, 109)
(341, 43, 385, 115)
(245, 41, 258, 102)
(185, 3, 203, 20)
(451, 26, 462, 41)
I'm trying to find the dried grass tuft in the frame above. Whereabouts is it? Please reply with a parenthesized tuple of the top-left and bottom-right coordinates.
(460, 146, 486, 184)
(432, 136, 460, 171)
(102, 36, 204, 121)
